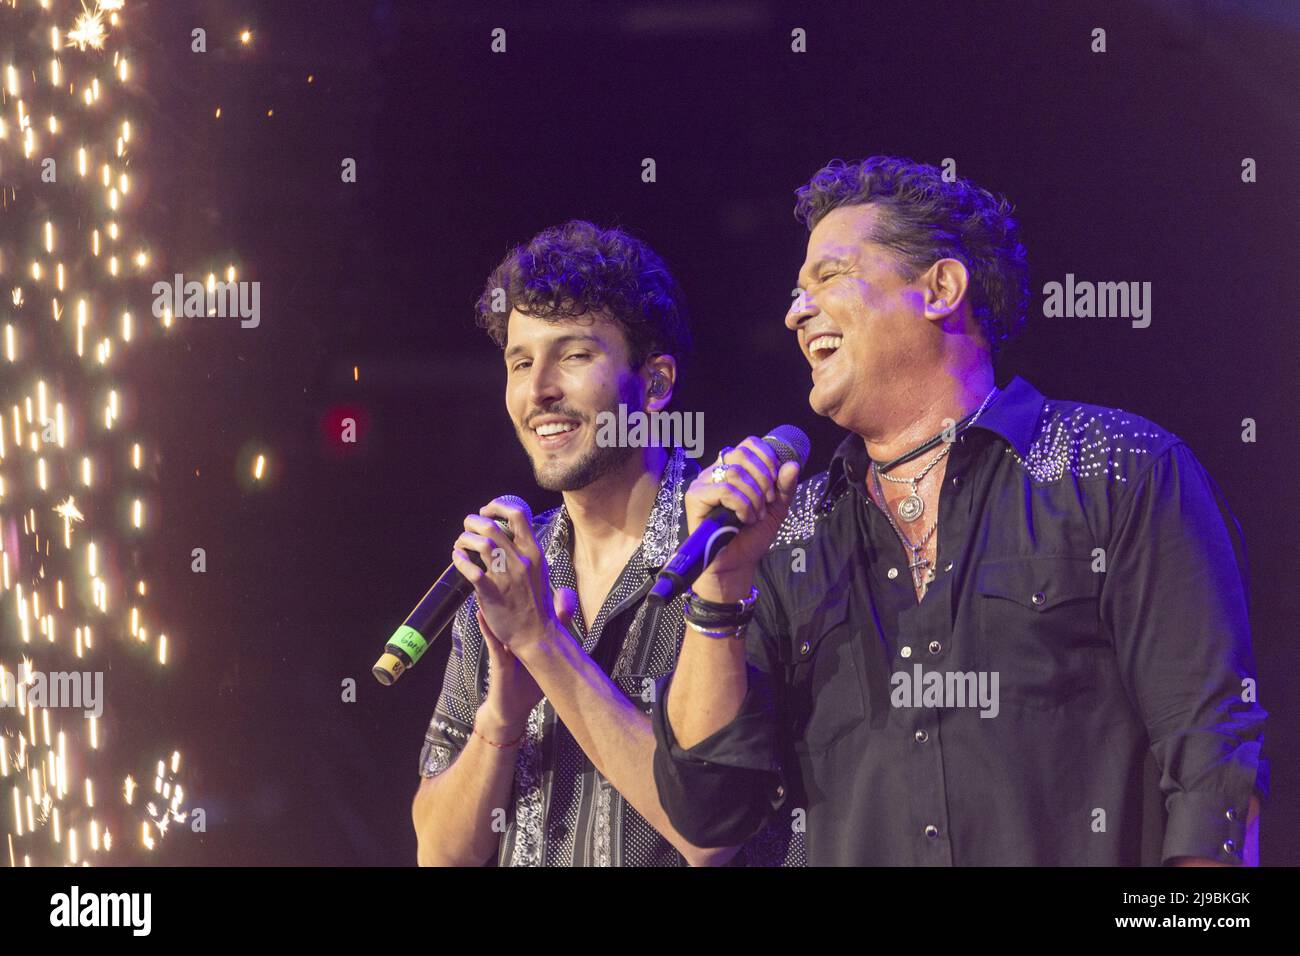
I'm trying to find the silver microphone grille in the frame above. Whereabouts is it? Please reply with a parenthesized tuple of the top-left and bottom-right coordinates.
(491, 495, 534, 534)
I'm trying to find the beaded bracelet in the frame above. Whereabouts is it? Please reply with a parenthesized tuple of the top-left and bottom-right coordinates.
(474, 725, 525, 749)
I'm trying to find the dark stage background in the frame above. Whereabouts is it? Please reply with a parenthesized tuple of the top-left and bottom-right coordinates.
(53, 0, 1298, 864)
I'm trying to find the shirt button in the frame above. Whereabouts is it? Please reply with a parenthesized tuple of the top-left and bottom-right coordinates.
(1222, 839, 1236, 854)
(887, 567, 899, 580)
(900, 646, 912, 659)
(951, 475, 962, 489)
(928, 640, 942, 655)
(1031, 591, 1046, 606)
(944, 561, 954, 573)
(924, 824, 940, 839)
(914, 729, 929, 743)
(1225, 807, 1239, 821)
(799, 640, 811, 656)
(775, 785, 785, 799)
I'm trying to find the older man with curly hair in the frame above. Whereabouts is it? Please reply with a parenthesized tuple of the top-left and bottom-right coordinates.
(653, 156, 1267, 866)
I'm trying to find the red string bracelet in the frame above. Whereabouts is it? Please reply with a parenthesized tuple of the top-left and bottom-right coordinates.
(474, 725, 525, 749)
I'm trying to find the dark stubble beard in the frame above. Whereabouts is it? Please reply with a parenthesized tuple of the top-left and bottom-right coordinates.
(519, 395, 641, 492)
(530, 432, 636, 492)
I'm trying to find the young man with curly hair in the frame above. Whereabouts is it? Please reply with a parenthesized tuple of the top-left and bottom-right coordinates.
(653, 156, 1267, 866)
(411, 221, 760, 866)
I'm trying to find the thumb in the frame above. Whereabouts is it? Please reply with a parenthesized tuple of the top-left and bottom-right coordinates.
(777, 460, 801, 496)
(552, 587, 579, 629)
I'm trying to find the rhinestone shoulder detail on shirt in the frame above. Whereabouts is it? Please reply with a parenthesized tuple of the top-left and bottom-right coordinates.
(771, 471, 843, 548)
(1003, 402, 1176, 486)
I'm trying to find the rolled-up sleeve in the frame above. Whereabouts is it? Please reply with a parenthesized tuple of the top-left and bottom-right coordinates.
(652, 576, 787, 847)
(1101, 440, 1268, 864)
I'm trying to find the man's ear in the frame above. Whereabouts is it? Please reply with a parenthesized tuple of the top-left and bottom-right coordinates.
(923, 258, 971, 324)
(642, 353, 677, 412)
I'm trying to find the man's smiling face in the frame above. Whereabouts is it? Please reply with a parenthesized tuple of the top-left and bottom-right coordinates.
(786, 203, 933, 430)
(504, 309, 641, 492)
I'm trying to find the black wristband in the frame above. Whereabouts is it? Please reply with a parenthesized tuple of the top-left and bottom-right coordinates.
(683, 586, 758, 628)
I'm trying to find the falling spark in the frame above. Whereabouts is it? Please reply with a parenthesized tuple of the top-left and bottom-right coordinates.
(66, 4, 108, 52)
(52, 497, 85, 523)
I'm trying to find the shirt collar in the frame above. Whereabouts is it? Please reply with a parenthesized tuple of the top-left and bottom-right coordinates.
(542, 446, 695, 573)
(828, 375, 1047, 489)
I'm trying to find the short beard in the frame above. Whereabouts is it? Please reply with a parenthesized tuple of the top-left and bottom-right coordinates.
(530, 436, 636, 492)
(521, 384, 645, 492)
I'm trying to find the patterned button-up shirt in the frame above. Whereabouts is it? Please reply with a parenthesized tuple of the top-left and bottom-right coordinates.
(419, 446, 794, 865)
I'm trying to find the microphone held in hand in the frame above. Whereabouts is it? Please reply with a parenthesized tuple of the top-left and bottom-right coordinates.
(648, 425, 810, 605)
(373, 495, 533, 686)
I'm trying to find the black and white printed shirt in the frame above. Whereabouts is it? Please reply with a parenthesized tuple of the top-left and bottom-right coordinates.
(418, 447, 799, 866)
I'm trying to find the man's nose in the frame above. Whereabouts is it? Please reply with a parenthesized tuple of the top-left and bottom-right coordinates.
(527, 361, 563, 405)
(785, 289, 819, 330)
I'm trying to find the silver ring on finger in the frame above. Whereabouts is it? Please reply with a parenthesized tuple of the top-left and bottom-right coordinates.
(711, 463, 731, 484)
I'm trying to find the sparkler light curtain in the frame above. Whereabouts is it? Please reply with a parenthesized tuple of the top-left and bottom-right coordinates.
(2, 0, 189, 866)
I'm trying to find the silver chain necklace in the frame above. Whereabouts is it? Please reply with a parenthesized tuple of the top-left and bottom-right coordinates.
(873, 385, 1000, 523)
(871, 464, 939, 596)
(867, 385, 1001, 597)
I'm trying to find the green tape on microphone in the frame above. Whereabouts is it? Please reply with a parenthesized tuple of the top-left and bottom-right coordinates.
(387, 625, 429, 663)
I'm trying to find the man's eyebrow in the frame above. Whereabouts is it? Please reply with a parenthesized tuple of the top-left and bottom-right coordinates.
(504, 333, 602, 361)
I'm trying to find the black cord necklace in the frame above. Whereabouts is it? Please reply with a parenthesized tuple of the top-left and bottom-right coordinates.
(870, 385, 1001, 474)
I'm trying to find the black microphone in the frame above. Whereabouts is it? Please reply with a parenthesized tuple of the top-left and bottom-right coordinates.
(373, 495, 533, 686)
(648, 425, 810, 605)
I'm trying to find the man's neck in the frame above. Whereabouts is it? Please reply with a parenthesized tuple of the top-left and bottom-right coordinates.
(859, 363, 995, 479)
(563, 446, 668, 571)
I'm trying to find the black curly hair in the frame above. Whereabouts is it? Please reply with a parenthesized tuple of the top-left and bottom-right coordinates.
(793, 157, 1029, 357)
(475, 220, 691, 371)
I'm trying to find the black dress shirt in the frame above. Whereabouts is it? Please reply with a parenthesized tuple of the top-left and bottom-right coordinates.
(652, 375, 1269, 865)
